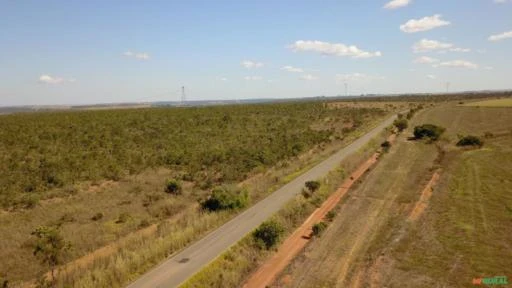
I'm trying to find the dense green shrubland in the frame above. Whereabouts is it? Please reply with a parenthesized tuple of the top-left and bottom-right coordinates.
(0, 102, 385, 208)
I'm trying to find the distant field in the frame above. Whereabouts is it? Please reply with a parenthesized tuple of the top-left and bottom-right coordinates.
(462, 98, 512, 107)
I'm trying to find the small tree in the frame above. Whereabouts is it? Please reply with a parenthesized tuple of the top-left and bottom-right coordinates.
(312, 221, 328, 236)
(201, 186, 248, 212)
(380, 140, 391, 152)
(165, 179, 182, 195)
(305, 180, 321, 193)
(456, 135, 483, 147)
(413, 124, 446, 141)
(393, 118, 408, 132)
(31, 226, 70, 284)
(253, 220, 284, 249)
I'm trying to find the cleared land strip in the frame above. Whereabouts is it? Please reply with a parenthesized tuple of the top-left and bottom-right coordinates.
(126, 114, 397, 288)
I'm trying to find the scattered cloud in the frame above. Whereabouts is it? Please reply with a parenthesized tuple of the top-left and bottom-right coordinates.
(299, 74, 318, 81)
(38, 74, 75, 84)
(488, 30, 512, 41)
(384, 0, 411, 9)
(413, 39, 452, 52)
(335, 73, 384, 82)
(289, 40, 382, 58)
(434, 60, 478, 69)
(484, 66, 494, 70)
(241, 60, 264, 69)
(281, 65, 304, 73)
(426, 74, 437, 79)
(219, 77, 228, 81)
(244, 76, 262, 81)
(412, 39, 470, 53)
(414, 56, 439, 64)
(494, 0, 510, 3)
(123, 51, 150, 60)
(400, 14, 451, 33)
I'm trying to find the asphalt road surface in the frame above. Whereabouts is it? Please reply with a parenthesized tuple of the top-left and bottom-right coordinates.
(126, 114, 397, 288)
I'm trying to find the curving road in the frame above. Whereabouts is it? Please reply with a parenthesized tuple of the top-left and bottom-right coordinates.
(126, 114, 397, 288)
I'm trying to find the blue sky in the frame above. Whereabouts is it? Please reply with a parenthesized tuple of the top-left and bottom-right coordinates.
(1, 0, 511, 106)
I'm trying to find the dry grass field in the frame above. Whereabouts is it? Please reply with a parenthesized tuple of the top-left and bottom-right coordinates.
(272, 101, 512, 288)
(462, 98, 512, 107)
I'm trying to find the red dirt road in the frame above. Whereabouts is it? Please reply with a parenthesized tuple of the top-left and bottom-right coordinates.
(243, 135, 394, 288)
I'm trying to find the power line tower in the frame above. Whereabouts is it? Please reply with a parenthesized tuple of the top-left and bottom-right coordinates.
(181, 86, 186, 105)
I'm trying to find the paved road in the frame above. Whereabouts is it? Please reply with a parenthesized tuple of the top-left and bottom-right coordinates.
(126, 114, 397, 288)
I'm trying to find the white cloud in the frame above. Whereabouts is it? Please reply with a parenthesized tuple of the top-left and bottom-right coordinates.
(494, 0, 510, 3)
(38, 74, 75, 84)
(448, 47, 471, 52)
(413, 39, 470, 53)
(384, 0, 411, 9)
(435, 60, 478, 69)
(244, 76, 262, 81)
(484, 66, 494, 70)
(426, 74, 437, 79)
(289, 40, 382, 58)
(335, 73, 384, 82)
(219, 77, 228, 81)
(413, 39, 452, 52)
(281, 66, 304, 73)
(400, 14, 451, 33)
(488, 30, 512, 41)
(123, 51, 150, 60)
(414, 56, 439, 64)
(299, 74, 318, 81)
(241, 60, 264, 69)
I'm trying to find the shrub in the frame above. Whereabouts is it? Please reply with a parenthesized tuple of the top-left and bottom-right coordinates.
(115, 212, 131, 224)
(393, 118, 408, 132)
(253, 220, 284, 249)
(201, 186, 249, 212)
(165, 179, 182, 195)
(91, 212, 104, 221)
(31, 226, 70, 283)
(312, 221, 328, 236)
(138, 219, 151, 228)
(380, 140, 391, 152)
(457, 135, 483, 147)
(413, 124, 446, 141)
(326, 210, 337, 222)
(305, 180, 321, 193)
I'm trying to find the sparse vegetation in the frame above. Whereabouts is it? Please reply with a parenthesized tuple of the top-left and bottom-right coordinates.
(393, 118, 408, 132)
(201, 186, 249, 212)
(312, 221, 328, 236)
(253, 220, 284, 249)
(305, 180, 321, 193)
(413, 124, 446, 141)
(456, 135, 483, 147)
(31, 226, 70, 284)
(165, 179, 182, 195)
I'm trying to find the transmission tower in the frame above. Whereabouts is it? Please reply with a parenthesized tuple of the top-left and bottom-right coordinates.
(181, 86, 186, 104)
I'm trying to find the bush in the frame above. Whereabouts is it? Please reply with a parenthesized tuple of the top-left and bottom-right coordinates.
(413, 124, 446, 141)
(165, 179, 182, 195)
(201, 186, 249, 212)
(91, 212, 104, 221)
(312, 221, 328, 236)
(457, 135, 483, 147)
(115, 212, 131, 224)
(305, 180, 321, 193)
(253, 220, 284, 249)
(326, 210, 337, 222)
(380, 140, 391, 152)
(393, 118, 408, 132)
